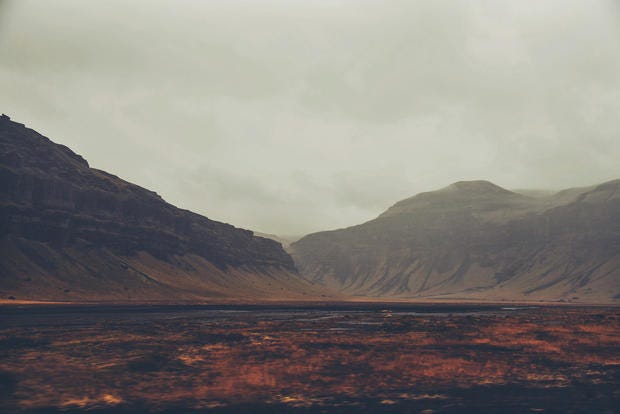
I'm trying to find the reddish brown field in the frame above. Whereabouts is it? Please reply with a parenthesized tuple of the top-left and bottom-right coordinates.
(0, 305, 618, 413)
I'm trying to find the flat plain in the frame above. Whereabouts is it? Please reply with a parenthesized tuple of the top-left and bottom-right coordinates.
(0, 304, 618, 414)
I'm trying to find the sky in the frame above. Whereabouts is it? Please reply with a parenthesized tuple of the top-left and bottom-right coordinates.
(0, 0, 619, 236)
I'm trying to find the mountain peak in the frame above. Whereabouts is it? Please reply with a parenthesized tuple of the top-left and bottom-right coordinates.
(442, 180, 513, 195)
(380, 180, 527, 219)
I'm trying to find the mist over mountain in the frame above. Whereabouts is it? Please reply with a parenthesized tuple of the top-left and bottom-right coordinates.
(1, 114, 618, 304)
(2, 1, 619, 236)
(1, 2, 619, 413)
(291, 179, 619, 303)
(0, 115, 326, 302)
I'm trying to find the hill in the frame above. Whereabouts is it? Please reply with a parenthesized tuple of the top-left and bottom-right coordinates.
(0, 115, 326, 302)
(291, 179, 619, 303)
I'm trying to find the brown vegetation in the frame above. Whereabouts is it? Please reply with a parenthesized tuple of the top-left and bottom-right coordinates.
(0, 305, 618, 413)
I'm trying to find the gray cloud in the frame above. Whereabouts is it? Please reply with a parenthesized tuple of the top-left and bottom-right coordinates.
(1, 0, 619, 235)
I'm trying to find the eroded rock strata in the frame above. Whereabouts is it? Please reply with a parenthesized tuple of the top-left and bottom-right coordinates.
(0, 115, 322, 301)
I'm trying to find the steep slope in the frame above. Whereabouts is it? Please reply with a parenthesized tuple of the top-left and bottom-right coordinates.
(291, 180, 620, 303)
(0, 114, 326, 302)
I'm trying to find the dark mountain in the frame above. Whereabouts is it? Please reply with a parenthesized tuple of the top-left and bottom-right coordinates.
(0, 115, 326, 302)
(291, 179, 619, 303)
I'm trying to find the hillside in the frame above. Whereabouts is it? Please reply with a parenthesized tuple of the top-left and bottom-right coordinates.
(291, 180, 620, 303)
(0, 115, 326, 302)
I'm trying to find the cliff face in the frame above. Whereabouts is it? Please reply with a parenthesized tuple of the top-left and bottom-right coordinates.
(291, 180, 620, 303)
(0, 115, 323, 301)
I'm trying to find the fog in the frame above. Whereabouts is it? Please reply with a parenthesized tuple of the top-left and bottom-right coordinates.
(1, 0, 619, 236)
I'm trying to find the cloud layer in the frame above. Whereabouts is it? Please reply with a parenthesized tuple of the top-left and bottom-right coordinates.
(1, 0, 619, 235)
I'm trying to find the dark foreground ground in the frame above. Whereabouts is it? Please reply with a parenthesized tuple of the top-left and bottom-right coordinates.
(0, 304, 618, 414)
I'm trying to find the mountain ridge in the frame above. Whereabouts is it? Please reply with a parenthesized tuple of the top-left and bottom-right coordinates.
(0, 115, 329, 302)
(291, 179, 619, 303)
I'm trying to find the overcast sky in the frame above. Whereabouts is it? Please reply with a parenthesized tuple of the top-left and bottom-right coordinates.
(1, 0, 619, 236)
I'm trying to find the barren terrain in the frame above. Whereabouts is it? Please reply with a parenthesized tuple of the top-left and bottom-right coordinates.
(0, 304, 618, 413)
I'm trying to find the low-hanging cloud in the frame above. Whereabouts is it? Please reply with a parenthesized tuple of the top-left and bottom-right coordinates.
(1, 0, 619, 235)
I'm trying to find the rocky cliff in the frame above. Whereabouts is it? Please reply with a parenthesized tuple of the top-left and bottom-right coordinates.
(291, 180, 620, 303)
(0, 115, 324, 301)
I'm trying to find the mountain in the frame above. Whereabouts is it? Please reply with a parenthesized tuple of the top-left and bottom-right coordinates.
(254, 232, 300, 250)
(291, 179, 620, 303)
(0, 115, 326, 302)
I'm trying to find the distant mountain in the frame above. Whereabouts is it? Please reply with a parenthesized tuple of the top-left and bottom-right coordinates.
(0, 115, 326, 302)
(291, 179, 620, 303)
(254, 232, 300, 250)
